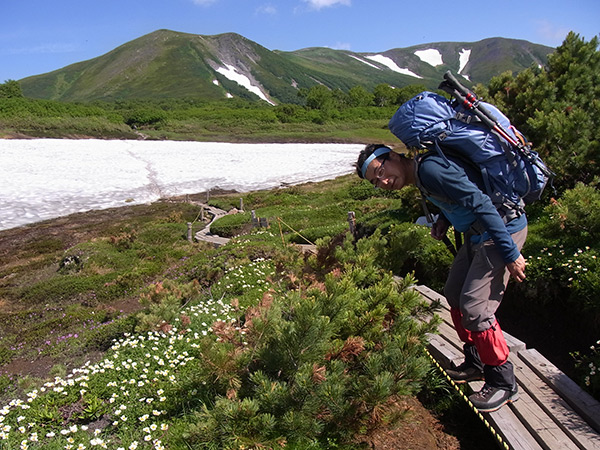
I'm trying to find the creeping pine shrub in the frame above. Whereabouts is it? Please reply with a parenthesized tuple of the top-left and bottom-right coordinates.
(545, 181, 600, 239)
(382, 222, 453, 292)
(182, 232, 438, 449)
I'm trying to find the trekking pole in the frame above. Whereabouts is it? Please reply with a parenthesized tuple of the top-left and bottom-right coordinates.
(439, 71, 555, 178)
(439, 71, 521, 147)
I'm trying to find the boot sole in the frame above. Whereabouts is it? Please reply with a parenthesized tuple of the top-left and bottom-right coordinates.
(449, 375, 485, 384)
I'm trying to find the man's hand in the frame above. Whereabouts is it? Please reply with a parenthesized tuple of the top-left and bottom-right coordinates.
(431, 217, 450, 240)
(507, 254, 527, 282)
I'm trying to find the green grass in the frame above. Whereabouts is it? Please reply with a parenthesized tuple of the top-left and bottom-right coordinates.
(0, 168, 598, 448)
(0, 95, 402, 145)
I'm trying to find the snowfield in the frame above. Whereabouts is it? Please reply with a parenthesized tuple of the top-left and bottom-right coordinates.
(364, 54, 422, 78)
(414, 49, 443, 67)
(0, 139, 362, 231)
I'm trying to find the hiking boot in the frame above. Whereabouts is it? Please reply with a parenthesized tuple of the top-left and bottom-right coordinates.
(469, 383, 519, 412)
(446, 362, 484, 384)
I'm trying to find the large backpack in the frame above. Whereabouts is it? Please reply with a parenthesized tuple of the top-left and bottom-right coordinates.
(388, 86, 552, 211)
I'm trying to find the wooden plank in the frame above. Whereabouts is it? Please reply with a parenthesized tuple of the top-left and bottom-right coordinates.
(426, 333, 464, 368)
(465, 380, 543, 450)
(489, 405, 545, 450)
(416, 285, 452, 309)
(512, 356, 600, 449)
(520, 349, 600, 434)
(437, 321, 464, 349)
(509, 387, 580, 450)
(417, 284, 600, 449)
(505, 333, 527, 354)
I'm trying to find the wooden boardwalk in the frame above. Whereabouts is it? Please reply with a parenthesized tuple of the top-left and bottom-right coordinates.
(193, 204, 317, 254)
(415, 285, 600, 450)
(193, 203, 230, 247)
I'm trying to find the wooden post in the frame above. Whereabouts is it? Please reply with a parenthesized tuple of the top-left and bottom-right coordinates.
(240, 198, 244, 212)
(206, 189, 210, 202)
(251, 210, 259, 228)
(187, 222, 193, 242)
(348, 211, 356, 235)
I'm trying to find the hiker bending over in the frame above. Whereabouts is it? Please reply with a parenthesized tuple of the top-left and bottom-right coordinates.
(356, 144, 526, 412)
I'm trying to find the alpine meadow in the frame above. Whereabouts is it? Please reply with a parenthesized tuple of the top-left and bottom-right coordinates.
(0, 30, 599, 449)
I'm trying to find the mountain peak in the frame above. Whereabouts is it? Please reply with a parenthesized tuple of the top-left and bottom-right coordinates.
(19, 31, 554, 104)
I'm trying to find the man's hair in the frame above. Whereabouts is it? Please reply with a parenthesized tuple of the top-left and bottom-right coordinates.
(355, 144, 388, 179)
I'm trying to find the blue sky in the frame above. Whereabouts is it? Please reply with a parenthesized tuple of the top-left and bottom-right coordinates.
(2, 0, 599, 82)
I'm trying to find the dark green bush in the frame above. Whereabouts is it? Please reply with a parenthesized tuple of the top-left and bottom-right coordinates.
(124, 108, 167, 127)
(182, 233, 436, 448)
(381, 222, 453, 292)
(521, 183, 600, 312)
(544, 181, 600, 240)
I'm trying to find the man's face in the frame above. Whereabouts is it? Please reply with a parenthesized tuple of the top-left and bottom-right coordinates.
(364, 152, 406, 191)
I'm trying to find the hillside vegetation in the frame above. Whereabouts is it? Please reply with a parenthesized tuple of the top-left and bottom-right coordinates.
(0, 81, 426, 144)
(0, 32, 597, 449)
(14, 30, 553, 103)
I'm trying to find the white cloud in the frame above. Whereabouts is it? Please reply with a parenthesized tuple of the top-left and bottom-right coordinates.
(3, 43, 78, 55)
(303, 0, 351, 10)
(535, 19, 570, 46)
(256, 4, 277, 15)
(331, 41, 351, 50)
(191, 0, 218, 5)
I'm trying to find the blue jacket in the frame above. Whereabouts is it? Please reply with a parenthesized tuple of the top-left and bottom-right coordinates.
(417, 153, 526, 263)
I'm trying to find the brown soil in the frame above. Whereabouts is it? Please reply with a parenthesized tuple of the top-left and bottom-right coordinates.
(362, 397, 462, 450)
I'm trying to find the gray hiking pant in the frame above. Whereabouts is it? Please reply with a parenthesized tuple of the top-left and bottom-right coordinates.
(444, 226, 528, 332)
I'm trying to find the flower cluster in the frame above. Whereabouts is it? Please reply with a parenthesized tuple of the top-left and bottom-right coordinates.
(0, 294, 237, 450)
(525, 245, 598, 294)
(574, 339, 600, 398)
(214, 258, 275, 297)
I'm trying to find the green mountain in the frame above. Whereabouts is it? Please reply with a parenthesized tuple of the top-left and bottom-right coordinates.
(19, 29, 554, 104)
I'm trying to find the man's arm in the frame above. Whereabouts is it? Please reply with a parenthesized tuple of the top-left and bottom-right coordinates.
(419, 156, 521, 264)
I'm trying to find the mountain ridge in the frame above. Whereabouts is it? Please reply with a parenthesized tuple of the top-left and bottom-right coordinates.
(19, 29, 554, 104)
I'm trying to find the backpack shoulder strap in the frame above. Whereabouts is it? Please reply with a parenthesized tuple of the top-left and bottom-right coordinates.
(414, 153, 441, 225)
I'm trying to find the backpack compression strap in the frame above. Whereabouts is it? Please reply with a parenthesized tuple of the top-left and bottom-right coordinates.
(414, 152, 523, 231)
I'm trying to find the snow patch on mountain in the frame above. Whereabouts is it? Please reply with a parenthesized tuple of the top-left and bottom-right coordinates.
(459, 49, 471, 79)
(365, 54, 422, 78)
(347, 54, 381, 69)
(216, 64, 275, 105)
(414, 49, 443, 67)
